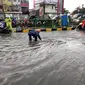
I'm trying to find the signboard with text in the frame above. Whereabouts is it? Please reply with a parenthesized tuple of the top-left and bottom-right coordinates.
(39, 7, 44, 16)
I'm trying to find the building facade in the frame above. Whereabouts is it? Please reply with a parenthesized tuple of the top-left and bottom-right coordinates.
(20, 0, 29, 19)
(8, 0, 22, 20)
(0, 0, 29, 20)
(0, 0, 3, 18)
(29, 0, 64, 19)
(29, 0, 58, 20)
(0, 0, 22, 19)
(0, 0, 3, 12)
(3, 0, 12, 12)
(0, 0, 12, 18)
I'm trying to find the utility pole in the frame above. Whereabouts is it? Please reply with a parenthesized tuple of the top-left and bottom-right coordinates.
(57, 0, 60, 15)
(62, 0, 64, 14)
(1, 0, 6, 18)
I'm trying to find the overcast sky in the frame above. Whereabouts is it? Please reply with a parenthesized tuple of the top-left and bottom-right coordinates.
(29, 0, 85, 12)
(64, 0, 85, 12)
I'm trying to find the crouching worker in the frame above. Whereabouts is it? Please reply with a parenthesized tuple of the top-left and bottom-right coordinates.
(28, 29, 41, 41)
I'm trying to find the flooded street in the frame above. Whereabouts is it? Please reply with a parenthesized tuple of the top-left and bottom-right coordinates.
(0, 30, 85, 85)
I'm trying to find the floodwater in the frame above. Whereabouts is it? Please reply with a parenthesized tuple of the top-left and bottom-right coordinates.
(0, 30, 85, 85)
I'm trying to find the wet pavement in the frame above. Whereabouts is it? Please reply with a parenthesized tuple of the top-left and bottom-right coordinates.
(0, 30, 85, 85)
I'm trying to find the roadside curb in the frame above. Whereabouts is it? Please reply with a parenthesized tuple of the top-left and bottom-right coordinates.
(14, 27, 75, 33)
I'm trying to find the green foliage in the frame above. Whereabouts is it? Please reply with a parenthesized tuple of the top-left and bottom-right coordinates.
(80, 8, 85, 14)
(72, 7, 85, 15)
(64, 8, 70, 14)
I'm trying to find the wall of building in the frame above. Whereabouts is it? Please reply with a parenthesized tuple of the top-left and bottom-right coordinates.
(0, 0, 3, 12)
(20, 0, 29, 19)
(12, 0, 21, 5)
(11, 0, 21, 12)
(45, 4, 56, 14)
(3, 0, 12, 6)
(0, 0, 2, 5)
(34, 0, 64, 15)
(35, 0, 58, 4)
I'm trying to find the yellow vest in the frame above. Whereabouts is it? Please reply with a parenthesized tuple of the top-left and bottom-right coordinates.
(5, 18, 12, 31)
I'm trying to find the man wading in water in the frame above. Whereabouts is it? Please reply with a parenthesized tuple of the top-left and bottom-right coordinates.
(28, 28, 42, 41)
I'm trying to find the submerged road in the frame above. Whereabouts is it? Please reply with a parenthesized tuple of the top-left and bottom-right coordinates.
(0, 30, 85, 85)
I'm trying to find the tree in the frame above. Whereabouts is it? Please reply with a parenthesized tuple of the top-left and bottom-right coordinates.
(72, 6, 85, 15)
(64, 8, 70, 14)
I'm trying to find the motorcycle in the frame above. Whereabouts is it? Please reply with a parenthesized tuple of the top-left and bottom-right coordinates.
(0, 21, 12, 33)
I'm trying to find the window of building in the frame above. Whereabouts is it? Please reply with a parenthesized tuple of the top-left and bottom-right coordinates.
(52, 6, 53, 9)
